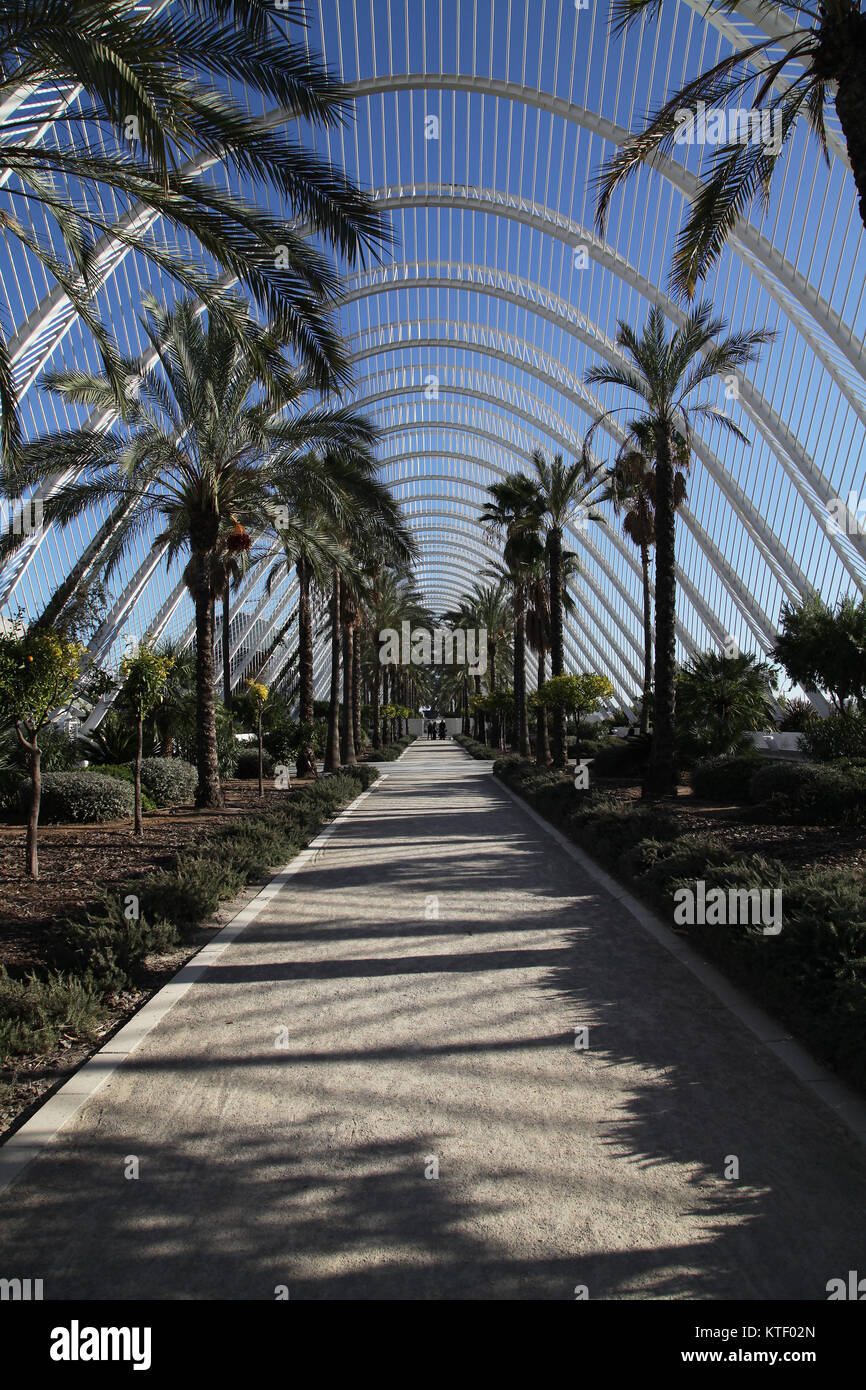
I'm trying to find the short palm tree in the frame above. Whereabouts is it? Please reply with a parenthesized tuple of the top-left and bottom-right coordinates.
(676, 650, 778, 758)
(609, 420, 689, 735)
(14, 295, 384, 806)
(596, 1, 866, 297)
(526, 450, 609, 768)
(585, 302, 772, 797)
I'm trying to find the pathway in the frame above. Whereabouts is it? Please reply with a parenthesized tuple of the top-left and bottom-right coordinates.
(1, 739, 864, 1300)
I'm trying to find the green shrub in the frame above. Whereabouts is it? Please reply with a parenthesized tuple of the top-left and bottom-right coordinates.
(800, 710, 866, 762)
(748, 760, 820, 804)
(455, 734, 497, 759)
(37, 724, 81, 771)
(691, 754, 761, 802)
(45, 900, 179, 995)
(98, 763, 159, 812)
(235, 748, 275, 780)
(0, 967, 106, 1059)
(22, 770, 136, 823)
(587, 736, 651, 777)
(138, 757, 198, 806)
(762, 764, 866, 826)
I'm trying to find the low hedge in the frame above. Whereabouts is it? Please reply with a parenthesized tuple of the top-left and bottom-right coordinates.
(495, 757, 866, 1094)
(22, 770, 137, 824)
(235, 748, 276, 780)
(372, 733, 415, 761)
(749, 760, 866, 825)
(690, 754, 762, 802)
(98, 764, 159, 812)
(454, 733, 499, 759)
(138, 757, 198, 806)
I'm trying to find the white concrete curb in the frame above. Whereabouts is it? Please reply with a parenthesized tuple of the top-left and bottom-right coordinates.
(0, 774, 387, 1195)
(492, 771, 866, 1150)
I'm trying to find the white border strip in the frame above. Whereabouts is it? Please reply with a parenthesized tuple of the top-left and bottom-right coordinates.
(0, 774, 387, 1194)
(493, 773, 866, 1149)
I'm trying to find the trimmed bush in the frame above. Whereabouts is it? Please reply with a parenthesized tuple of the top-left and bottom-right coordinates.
(138, 757, 198, 806)
(799, 710, 866, 762)
(23, 770, 136, 824)
(235, 748, 275, 780)
(748, 760, 820, 804)
(454, 733, 498, 759)
(691, 754, 761, 802)
(98, 763, 159, 812)
(757, 763, 866, 826)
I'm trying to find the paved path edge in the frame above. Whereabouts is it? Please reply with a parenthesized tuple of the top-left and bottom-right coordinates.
(492, 770, 866, 1151)
(0, 774, 388, 1196)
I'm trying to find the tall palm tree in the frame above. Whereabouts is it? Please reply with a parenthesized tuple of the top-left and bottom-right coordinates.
(585, 302, 772, 797)
(14, 296, 383, 806)
(608, 421, 689, 735)
(526, 450, 609, 768)
(0, 0, 389, 456)
(481, 474, 545, 758)
(595, 1, 866, 297)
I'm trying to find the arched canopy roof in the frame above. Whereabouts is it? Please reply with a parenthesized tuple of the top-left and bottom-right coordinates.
(2, 0, 865, 709)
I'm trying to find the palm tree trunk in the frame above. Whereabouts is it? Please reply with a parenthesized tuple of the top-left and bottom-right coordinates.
(297, 556, 314, 722)
(222, 585, 232, 711)
(324, 568, 342, 772)
(372, 662, 381, 751)
(645, 427, 677, 798)
(514, 583, 529, 756)
(295, 554, 317, 779)
(834, 37, 866, 231)
(536, 647, 550, 767)
(640, 540, 653, 737)
(549, 528, 567, 768)
(382, 665, 390, 746)
(462, 680, 471, 736)
(352, 623, 362, 753)
(473, 673, 484, 743)
(341, 624, 356, 765)
(257, 710, 264, 798)
(193, 549, 222, 808)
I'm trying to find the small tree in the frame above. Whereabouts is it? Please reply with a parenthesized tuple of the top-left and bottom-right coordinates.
(119, 644, 174, 835)
(534, 673, 615, 744)
(675, 651, 777, 759)
(0, 628, 82, 878)
(245, 680, 269, 798)
(774, 596, 866, 712)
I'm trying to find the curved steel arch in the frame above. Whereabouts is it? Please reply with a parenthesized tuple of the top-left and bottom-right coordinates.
(342, 205, 866, 587)
(347, 77, 866, 398)
(350, 347, 795, 652)
(348, 322, 838, 605)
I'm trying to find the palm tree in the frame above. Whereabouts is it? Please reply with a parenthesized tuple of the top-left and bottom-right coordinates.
(15, 296, 384, 806)
(151, 639, 197, 759)
(676, 650, 778, 758)
(0, 0, 389, 456)
(526, 450, 609, 768)
(481, 474, 545, 758)
(595, 1, 866, 297)
(585, 303, 772, 797)
(608, 421, 689, 735)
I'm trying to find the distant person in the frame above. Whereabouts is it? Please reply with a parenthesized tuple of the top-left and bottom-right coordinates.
(438, 720, 447, 740)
